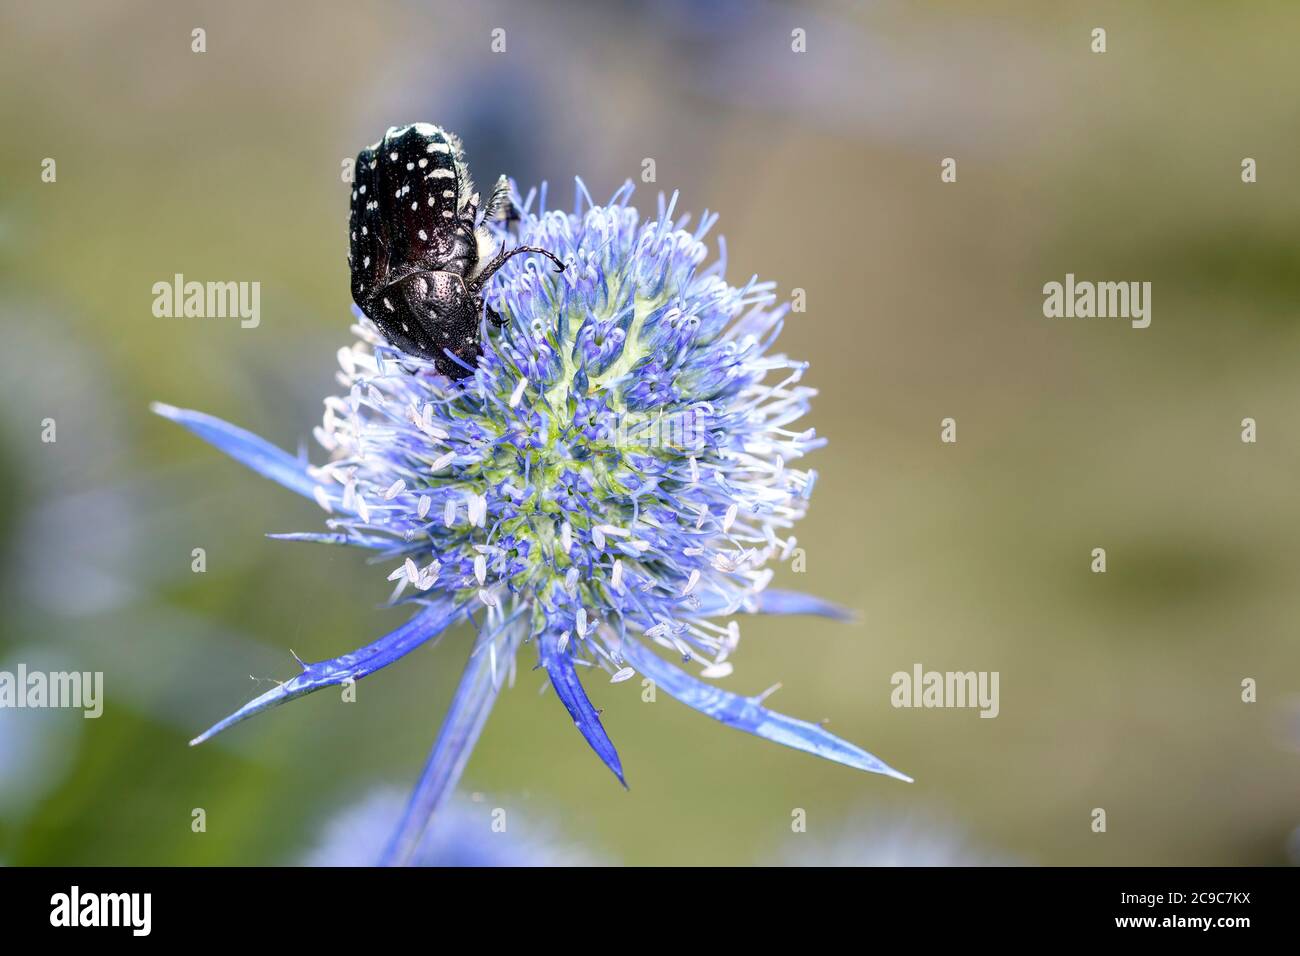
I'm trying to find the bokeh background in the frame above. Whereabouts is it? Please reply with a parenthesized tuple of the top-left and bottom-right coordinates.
(1, 0, 1298, 865)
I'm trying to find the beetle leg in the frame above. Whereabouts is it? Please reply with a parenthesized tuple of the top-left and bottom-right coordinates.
(470, 244, 566, 291)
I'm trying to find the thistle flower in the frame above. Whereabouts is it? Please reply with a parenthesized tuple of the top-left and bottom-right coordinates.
(154, 179, 909, 865)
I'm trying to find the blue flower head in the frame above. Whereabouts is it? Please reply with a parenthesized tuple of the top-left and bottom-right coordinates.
(155, 179, 909, 865)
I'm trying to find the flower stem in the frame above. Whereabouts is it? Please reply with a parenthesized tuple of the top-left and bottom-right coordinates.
(380, 610, 522, 866)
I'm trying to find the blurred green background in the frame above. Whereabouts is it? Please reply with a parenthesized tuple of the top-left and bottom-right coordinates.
(1, 0, 1298, 865)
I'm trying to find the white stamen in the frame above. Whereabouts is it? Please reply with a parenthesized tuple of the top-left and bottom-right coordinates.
(313, 485, 332, 513)
(611, 559, 624, 591)
(722, 503, 739, 532)
(468, 494, 487, 527)
(384, 479, 406, 500)
(443, 498, 457, 527)
(610, 667, 635, 684)
(700, 662, 734, 679)
(557, 631, 571, 653)
(801, 470, 818, 500)
(474, 554, 487, 585)
(509, 376, 528, 408)
(681, 569, 701, 596)
(560, 521, 572, 554)
(404, 558, 419, 584)
(417, 495, 432, 518)
(431, 451, 456, 472)
(576, 608, 588, 636)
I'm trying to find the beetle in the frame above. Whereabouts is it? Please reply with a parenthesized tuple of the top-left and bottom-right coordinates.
(347, 123, 564, 379)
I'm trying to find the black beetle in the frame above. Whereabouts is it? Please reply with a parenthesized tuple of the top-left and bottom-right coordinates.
(347, 123, 564, 379)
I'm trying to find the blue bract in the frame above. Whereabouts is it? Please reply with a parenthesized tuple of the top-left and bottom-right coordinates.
(155, 180, 909, 865)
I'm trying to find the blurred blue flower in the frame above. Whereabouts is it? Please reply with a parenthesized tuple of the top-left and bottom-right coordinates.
(303, 789, 604, 867)
(779, 811, 1019, 867)
(155, 180, 909, 865)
